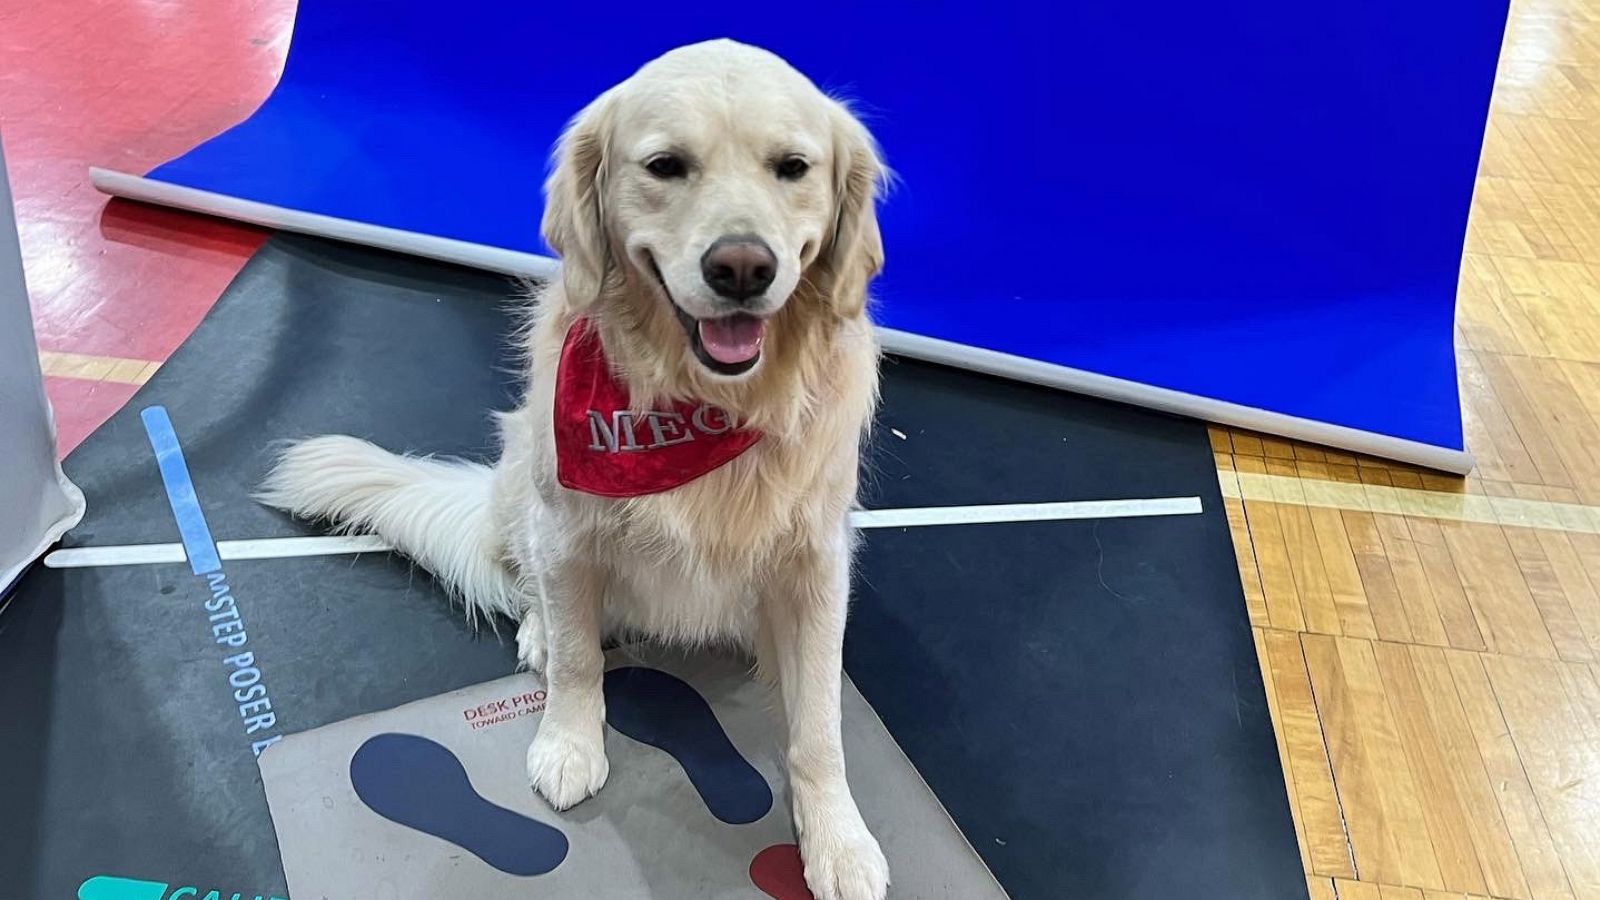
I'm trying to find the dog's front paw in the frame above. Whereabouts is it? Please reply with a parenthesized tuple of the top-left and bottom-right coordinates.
(526, 723, 608, 810)
(798, 806, 889, 900)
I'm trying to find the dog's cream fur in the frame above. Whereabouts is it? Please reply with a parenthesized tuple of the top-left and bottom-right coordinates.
(259, 40, 891, 900)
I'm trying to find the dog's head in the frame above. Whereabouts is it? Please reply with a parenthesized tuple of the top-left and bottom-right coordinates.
(541, 40, 887, 380)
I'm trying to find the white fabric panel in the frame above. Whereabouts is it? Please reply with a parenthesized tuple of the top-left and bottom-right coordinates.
(0, 136, 84, 594)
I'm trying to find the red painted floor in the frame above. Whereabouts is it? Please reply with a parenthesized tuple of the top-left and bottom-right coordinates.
(43, 375, 141, 456)
(1, 0, 297, 452)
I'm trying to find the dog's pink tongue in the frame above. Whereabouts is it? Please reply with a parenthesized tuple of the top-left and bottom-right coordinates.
(698, 315, 767, 365)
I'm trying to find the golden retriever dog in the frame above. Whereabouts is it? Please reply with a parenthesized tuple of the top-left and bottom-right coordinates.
(259, 39, 891, 900)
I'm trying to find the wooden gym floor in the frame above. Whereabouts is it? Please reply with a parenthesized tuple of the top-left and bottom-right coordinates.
(7, 0, 1600, 897)
(1219, 1, 1600, 897)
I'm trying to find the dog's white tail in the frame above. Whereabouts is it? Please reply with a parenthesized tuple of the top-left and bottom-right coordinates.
(257, 435, 520, 623)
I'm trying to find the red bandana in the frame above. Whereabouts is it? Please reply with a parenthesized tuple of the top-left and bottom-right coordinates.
(554, 318, 762, 498)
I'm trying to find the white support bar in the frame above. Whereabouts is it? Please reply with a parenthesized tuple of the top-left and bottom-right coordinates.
(91, 168, 559, 279)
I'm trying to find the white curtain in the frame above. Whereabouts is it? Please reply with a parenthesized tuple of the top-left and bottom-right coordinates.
(0, 135, 84, 592)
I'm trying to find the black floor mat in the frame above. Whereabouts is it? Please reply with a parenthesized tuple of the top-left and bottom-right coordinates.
(0, 234, 1303, 900)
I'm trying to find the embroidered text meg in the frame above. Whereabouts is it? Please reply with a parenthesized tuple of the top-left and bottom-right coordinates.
(586, 404, 740, 453)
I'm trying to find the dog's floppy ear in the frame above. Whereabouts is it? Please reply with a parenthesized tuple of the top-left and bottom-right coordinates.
(822, 101, 889, 318)
(542, 92, 616, 310)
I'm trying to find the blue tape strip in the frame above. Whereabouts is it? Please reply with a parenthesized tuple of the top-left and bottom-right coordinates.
(141, 406, 222, 575)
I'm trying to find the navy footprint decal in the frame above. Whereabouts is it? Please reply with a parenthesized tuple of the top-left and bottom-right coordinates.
(604, 666, 773, 824)
(351, 732, 569, 875)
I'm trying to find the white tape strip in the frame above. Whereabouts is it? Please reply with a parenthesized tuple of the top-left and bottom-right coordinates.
(848, 497, 1203, 529)
(43, 498, 1203, 570)
(1219, 471, 1600, 535)
(45, 534, 393, 569)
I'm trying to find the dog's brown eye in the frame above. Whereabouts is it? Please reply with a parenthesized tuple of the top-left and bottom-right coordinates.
(646, 155, 688, 179)
(775, 156, 810, 181)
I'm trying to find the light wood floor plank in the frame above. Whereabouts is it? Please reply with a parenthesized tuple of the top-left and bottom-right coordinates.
(1238, 456, 1308, 631)
(1375, 512, 1452, 648)
(1253, 627, 1310, 874)
(1344, 510, 1420, 644)
(1268, 458, 1343, 634)
(1485, 656, 1600, 898)
(1404, 518, 1489, 652)
(1308, 876, 1338, 900)
(1263, 630, 1355, 877)
(1439, 522, 1561, 660)
(1410, 647, 1535, 900)
(1307, 635, 1443, 888)
(1475, 352, 1575, 490)
(1221, 455, 1270, 627)
(1447, 650, 1576, 900)
(1298, 460, 1381, 639)
(1336, 880, 1384, 900)
(1504, 526, 1598, 662)
(1374, 642, 1490, 895)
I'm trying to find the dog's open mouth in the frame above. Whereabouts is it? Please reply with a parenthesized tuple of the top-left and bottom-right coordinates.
(679, 311, 767, 376)
(648, 255, 767, 376)
(694, 314, 766, 367)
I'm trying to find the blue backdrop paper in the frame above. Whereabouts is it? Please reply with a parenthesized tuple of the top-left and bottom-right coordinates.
(147, 1, 1507, 451)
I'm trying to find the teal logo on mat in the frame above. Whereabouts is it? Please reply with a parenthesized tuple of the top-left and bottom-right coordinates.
(78, 874, 285, 900)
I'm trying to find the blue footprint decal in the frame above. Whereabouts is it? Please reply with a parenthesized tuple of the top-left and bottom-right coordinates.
(604, 666, 773, 824)
(350, 732, 568, 876)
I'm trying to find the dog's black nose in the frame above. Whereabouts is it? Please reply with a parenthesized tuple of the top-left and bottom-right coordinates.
(701, 236, 776, 302)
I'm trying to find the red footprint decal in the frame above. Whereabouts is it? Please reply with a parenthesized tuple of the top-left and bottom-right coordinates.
(750, 843, 815, 899)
